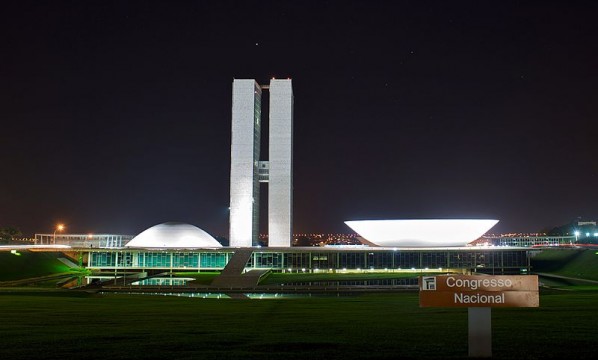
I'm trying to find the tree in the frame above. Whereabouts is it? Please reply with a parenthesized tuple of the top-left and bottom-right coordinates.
(293, 236, 313, 247)
(0, 227, 22, 244)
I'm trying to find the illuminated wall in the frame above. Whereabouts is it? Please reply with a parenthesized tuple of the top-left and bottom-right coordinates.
(268, 79, 293, 247)
(229, 79, 293, 247)
(86, 248, 530, 274)
(229, 80, 262, 247)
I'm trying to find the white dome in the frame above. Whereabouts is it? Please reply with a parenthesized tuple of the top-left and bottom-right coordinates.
(345, 219, 499, 247)
(126, 222, 222, 249)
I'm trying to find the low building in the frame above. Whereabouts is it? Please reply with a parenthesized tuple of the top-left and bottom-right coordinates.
(35, 233, 134, 248)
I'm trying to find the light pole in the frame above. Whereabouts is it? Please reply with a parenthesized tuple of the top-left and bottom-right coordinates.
(574, 230, 580, 244)
(53, 224, 65, 245)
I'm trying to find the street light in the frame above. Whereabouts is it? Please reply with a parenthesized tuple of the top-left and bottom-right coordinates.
(53, 224, 65, 244)
(574, 230, 580, 243)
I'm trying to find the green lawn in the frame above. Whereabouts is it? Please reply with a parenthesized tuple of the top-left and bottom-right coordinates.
(0, 290, 597, 360)
(0, 251, 74, 281)
(260, 272, 431, 285)
(173, 271, 220, 284)
(2, 249, 598, 359)
(531, 249, 598, 281)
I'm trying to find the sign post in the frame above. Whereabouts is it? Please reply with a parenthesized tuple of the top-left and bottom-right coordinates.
(419, 275, 539, 358)
(468, 307, 491, 357)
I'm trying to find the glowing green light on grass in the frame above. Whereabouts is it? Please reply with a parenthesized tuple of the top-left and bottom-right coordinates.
(10, 250, 21, 256)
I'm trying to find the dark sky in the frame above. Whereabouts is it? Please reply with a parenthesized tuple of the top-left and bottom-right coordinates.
(2, 1, 597, 237)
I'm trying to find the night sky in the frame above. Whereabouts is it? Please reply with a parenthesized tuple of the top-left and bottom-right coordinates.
(2, 1, 597, 237)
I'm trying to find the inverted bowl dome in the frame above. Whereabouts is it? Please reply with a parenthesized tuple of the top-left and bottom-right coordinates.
(344, 219, 498, 247)
(126, 222, 222, 248)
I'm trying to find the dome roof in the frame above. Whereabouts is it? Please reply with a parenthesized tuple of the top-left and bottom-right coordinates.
(126, 222, 222, 249)
(345, 219, 499, 248)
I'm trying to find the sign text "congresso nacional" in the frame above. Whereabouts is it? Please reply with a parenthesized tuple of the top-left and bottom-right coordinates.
(419, 275, 539, 308)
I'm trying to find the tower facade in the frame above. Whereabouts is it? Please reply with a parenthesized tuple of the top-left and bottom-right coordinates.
(268, 80, 294, 247)
(229, 78, 293, 247)
(229, 80, 262, 247)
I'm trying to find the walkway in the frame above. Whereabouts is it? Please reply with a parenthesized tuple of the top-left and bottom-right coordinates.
(210, 249, 270, 288)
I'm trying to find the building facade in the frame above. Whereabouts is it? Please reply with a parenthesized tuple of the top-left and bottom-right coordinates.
(229, 78, 293, 247)
(268, 80, 294, 247)
(35, 233, 134, 248)
(87, 247, 530, 275)
(229, 80, 262, 247)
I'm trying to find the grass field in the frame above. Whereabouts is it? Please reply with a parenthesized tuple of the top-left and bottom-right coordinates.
(0, 290, 597, 360)
(1, 248, 597, 359)
(173, 272, 220, 284)
(260, 272, 429, 285)
(0, 250, 74, 281)
(531, 249, 598, 281)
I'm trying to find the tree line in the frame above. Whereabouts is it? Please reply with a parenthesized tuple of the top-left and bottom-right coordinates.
(0, 227, 22, 244)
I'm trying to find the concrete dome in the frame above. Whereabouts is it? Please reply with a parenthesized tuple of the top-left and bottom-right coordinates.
(126, 222, 222, 249)
(345, 219, 499, 248)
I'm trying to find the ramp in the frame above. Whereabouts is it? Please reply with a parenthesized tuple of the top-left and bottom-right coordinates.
(57, 257, 79, 268)
(211, 269, 271, 288)
(218, 249, 254, 276)
(211, 249, 269, 288)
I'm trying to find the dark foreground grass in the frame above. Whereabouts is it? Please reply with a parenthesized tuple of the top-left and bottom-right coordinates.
(1, 290, 597, 360)
(0, 251, 72, 281)
(531, 249, 598, 281)
(260, 272, 431, 285)
(173, 272, 220, 284)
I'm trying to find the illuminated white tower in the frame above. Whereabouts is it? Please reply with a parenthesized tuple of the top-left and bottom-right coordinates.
(229, 80, 262, 247)
(229, 78, 293, 247)
(268, 79, 293, 247)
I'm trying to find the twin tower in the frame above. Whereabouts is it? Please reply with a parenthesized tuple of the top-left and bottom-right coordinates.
(229, 79, 293, 247)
